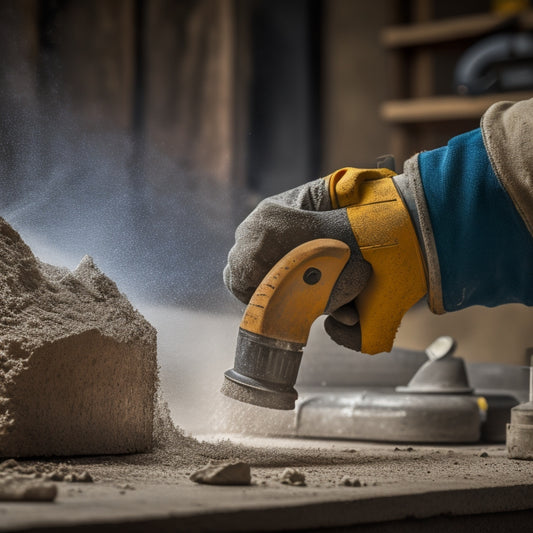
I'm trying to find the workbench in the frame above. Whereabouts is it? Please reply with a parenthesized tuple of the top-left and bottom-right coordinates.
(1, 439, 532, 532)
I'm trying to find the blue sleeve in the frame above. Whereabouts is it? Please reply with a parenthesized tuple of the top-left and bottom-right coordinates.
(418, 128, 533, 311)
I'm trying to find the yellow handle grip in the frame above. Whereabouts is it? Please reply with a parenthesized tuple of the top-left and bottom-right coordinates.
(241, 239, 350, 345)
(328, 168, 427, 354)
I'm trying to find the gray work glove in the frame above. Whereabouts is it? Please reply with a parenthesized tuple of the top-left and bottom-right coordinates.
(223, 178, 372, 351)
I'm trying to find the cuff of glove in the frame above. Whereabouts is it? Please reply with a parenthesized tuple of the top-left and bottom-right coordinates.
(400, 156, 445, 314)
(324, 167, 428, 353)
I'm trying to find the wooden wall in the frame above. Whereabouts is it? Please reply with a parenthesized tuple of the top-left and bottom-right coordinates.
(0, 0, 251, 305)
(0, 0, 39, 207)
(321, 0, 393, 171)
(0, 0, 400, 199)
(0, 0, 244, 200)
(144, 0, 240, 187)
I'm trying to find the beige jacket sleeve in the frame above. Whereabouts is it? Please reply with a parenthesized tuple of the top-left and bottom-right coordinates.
(481, 98, 533, 238)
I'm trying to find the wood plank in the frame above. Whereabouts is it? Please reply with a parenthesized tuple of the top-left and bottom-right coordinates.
(231, 0, 252, 189)
(0, 0, 39, 104)
(45, 0, 135, 130)
(0, 0, 40, 207)
(411, 0, 433, 98)
(321, 0, 391, 170)
(36, 0, 135, 130)
(380, 91, 533, 122)
(381, 9, 533, 48)
(245, 0, 321, 194)
(144, 0, 236, 186)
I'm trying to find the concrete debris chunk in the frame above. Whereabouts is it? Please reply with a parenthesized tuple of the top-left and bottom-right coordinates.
(0, 217, 157, 457)
(1, 461, 94, 484)
(339, 475, 361, 487)
(190, 462, 251, 486)
(279, 468, 306, 486)
(0, 479, 57, 502)
(0, 459, 19, 470)
(63, 471, 93, 483)
(117, 483, 135, 491)
(44, 471, 65, 482)
(75, 471, 93, 483)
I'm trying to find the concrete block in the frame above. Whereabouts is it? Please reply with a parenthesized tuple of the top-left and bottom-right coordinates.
(0, 217, 157, 457)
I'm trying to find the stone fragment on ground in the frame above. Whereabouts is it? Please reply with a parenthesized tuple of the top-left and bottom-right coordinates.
(0, 217, 157, 457)
(45, 470, 93, 483)
(1, 458, 94, 484)
(116, 483, 135, 491)
(0, 478, 57, 502)
(190, 462, 251, 485)
(339, 475, 361, 487)
(0, 459, 19, 470)
(279, 468, 306, 486)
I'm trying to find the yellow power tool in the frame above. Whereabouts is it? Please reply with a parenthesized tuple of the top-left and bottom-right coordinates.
(221, 168, 427, 410)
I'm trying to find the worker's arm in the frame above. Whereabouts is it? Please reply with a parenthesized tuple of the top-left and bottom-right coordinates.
(398, 98, 533, 314)
(224, 98, 533, 353)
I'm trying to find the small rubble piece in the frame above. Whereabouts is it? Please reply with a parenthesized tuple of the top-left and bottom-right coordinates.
(117, 483, 135, 491)
(0, 217, 157, 457)
(190, 462, 251, 486)
(63, 471, 93, 483)
(0, 459, 43, 479)
(339, 476, 361, 487)
(394, 447, 414, 452)
(0, 479, 57, 502)
(279, 468, 306, 487)
(479, 451, 489, 458)
(0, 459, 19, 470)
(44, 471, 65, 482)
(1, 459, 93, 484)
(75, 471, 93, 483)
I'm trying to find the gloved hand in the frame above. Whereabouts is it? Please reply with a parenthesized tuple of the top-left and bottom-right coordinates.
(224, 167, 426, 352)
(223, 172, 371, 350)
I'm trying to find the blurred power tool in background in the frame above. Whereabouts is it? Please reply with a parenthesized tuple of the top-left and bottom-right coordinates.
(455, 32, 533, 95)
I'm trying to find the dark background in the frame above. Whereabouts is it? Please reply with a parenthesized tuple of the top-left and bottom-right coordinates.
(0, 0, 531, 308)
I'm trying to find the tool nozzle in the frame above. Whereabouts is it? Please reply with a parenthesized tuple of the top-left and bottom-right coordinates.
(221, 329, 303, 410)
(222, 240, 351, 411)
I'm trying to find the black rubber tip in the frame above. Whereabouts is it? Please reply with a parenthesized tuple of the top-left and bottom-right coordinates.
(221, 369, 297, 410)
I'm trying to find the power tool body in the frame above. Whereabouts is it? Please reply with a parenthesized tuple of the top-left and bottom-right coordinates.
(222, 168, 427, 410)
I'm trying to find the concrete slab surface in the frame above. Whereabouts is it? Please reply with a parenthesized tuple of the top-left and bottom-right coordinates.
(1, 439, 533, 532)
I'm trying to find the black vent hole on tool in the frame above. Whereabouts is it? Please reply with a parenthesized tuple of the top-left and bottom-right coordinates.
(303, 267, 321, 285)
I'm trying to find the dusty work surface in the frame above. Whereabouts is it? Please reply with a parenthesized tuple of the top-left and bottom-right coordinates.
(1, 437, 533, 532)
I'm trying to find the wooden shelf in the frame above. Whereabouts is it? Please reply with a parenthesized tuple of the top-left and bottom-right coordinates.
(383, 3, 533, 161)
(382, 9, 533, 48)
(381, 91, 533, 123)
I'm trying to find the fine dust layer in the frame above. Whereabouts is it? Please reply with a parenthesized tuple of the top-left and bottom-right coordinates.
(2, 441, 533, 532)
(0, 217, 157, 457)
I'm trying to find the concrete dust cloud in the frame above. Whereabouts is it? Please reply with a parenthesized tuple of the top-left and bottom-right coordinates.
(2, 106, 241, 309)
(0, 0, 323, 439)
(1, 101, 247, 433)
